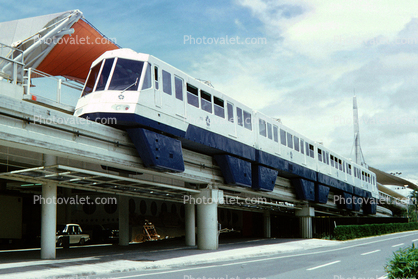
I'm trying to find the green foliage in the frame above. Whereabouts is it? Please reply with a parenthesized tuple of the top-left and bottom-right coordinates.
(334, 222, 418, 240)
(385, 244, 418, 279)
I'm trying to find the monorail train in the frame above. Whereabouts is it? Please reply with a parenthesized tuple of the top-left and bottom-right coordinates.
(74, 48, 378, 214)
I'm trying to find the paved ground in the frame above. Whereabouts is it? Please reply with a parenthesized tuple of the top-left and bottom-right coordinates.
(0, 237, 339, 279)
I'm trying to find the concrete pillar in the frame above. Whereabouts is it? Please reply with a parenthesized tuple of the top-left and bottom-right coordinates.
(296, 205, 315, 239)
(118, 195, 129, 246)
(41, 182, 57, 259)
(263, 211, 271, 238)
(185, 203, 196, 246)
(195, 189, 223, 250)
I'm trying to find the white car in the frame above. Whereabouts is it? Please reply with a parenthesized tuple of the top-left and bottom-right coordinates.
(56, 224, 90, 246)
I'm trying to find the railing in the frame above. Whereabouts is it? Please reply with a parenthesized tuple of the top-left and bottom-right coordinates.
(23, 68, 84, 113)
(0, 43, 24, 85)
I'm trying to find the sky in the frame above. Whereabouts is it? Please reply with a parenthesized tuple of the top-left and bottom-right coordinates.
(1, 0, 418, 185)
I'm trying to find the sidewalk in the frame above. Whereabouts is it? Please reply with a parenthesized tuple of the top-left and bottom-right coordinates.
(0, 238, 340, 279)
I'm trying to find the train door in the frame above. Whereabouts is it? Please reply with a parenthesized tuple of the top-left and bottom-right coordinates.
(174, 76, 185, 117)
(154, 65, 161, 108)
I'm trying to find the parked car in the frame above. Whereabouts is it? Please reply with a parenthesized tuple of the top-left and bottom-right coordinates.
(102, 223, 119, 242)
(56, 224, 90, 246)
(81, 223, 119, 243)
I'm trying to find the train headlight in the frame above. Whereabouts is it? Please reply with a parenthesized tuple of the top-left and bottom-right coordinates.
(111, 104, 130, 111)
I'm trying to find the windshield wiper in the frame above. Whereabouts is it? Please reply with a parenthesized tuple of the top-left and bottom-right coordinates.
(118, 77, 139, 99)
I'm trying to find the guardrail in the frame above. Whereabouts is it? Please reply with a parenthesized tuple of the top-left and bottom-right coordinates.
(23, 68, 84, 113)
(0, 43, 24, 85)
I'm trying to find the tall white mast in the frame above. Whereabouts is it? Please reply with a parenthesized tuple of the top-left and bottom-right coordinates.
(353, 96, 363, 165)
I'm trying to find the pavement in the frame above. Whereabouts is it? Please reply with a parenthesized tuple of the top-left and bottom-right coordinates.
(0, 237, 340, 279)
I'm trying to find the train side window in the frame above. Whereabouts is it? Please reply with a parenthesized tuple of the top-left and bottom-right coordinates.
(348, 164, 352, 175)
(306, 142, 309, 156)
(280, 129, 286, 145)
(318, 148, 322, 162)
(354, 167, 357, 178)
(162, 70, 172, 95)
(287, 133, 293, 149)
(294, 136, 299, 152)
(154, 66, 159, 90)
(259, 119, 266, 137)
(309, 144, 314, 158)
(142, 62, 152, 90)
(326, 152, 329, 165)
(82, 61, 102, 96)
(300, 139, 304, 154)
(330, 155, 334, 167)
(187, 84, 199, 107)
(200, 90, 212, 113)
(174, 76, 183, 100)
(339, 159, 342, 171)
(273, 125, 278, 143)
(214, 97, 225, 118)
(267, 123, 272, 140)
(243, 111, 252, 130)
(237, 107, 243, 126)
(342, 161, 345, 172)
(227, 102, 234, 123)
(334, 157, 338, 169)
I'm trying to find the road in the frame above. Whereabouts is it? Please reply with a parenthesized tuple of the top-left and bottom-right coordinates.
(90, 231, 418, 279)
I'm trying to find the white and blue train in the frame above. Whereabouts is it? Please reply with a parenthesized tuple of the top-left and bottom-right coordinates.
(74, 49, 378, 214)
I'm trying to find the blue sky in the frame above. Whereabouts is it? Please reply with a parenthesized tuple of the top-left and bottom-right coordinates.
(1, 0, 418, 184)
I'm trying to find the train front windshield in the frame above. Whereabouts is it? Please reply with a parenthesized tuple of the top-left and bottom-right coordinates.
(82, 57, 150, 96)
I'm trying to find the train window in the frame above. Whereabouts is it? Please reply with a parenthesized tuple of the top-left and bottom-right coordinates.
(347, 163, 352, 175)
(259, 119, 266, 137)
(362, 171, 365, 181)
(154, 66, 159, 90)
(82, 61, 103, 96)
(326, 152, 329, 165)
(300, 139, 304, 154)
(227, 102, 234, 123)
(330, 155, 334, 167)
(273, 125, 278, 142)
(187, 84, 199, 107)
(214, 97, 225, 118)
(339, 159, 342, 171)
(96, 58, 114, 91)
(174, 76, 183, 100)
(334, 157, 338, 169)
(237, 107, 243, 126)
(108, 58, 143, 91)
(305, 142, 309, 156)
(318, 148, 322, 162)
(294, 136, 299, 152)
(343, 161, 345, 172)
(142, 62, 152, 90)
(280, 129, 286, 145)
(267, 123, 272, 140)
(243, 111, 252, 130)
(354, 167, 357, 178)
(287, 133, 293, 149)
(162, 70, 172, 95)
(309, 144, 314, 158)
(201, 90, 212, 113)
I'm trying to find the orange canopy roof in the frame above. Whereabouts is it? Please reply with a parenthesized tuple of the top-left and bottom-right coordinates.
(37, 19, 119, 83)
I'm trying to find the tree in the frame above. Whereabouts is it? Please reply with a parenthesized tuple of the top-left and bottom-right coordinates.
(409, 190, 418, 222)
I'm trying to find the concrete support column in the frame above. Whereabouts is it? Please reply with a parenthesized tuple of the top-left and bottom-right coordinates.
(118, 195, 129, 246)
(185, 202, 196, 246)
(263, 211, 271, 238)
(41, 182, 57, 259)
(296, 205, 315, 239)
(195, 189, 223, 250)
